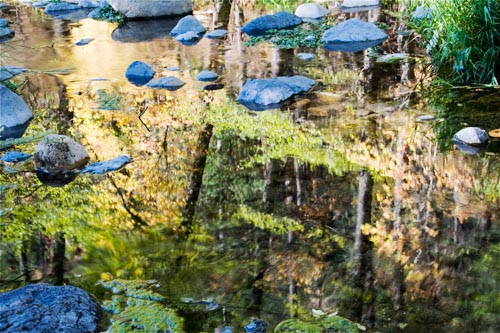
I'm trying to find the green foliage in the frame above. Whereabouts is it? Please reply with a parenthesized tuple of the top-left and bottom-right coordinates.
(411, 0, 500, 85)
(245, 21, 332, 49)
(2, 80, 20, 92)
(274, 312, 361, 333)
(92, 4, 125, 23)
(234, 205, 304, 234)
(257, 0, 297, 11)
(96, 89, 122, 110)
(100, 279, 185, 333)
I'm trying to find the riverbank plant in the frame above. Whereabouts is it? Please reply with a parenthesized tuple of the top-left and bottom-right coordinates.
(92, 4, 125, 23)
(411, 0, 500, 85)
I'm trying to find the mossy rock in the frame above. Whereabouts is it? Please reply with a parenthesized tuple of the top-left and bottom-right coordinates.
(274, 319, 322, 333)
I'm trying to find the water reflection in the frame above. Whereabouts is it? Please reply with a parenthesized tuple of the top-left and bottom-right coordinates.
(0, 2, 499, 333)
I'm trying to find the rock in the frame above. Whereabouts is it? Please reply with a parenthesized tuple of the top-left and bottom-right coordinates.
(170, 15, 205, 36)
(205, 29, 227, 39)
(0, 284, 102, 333)
(241, 11, 302, 37)
(294, 3, 329, 19)
(244, 319, 268, 333)
(452, 127, 489, 147)
(146, 76, 185, 91)
(0, 151, 32, 163)
(340, 0, 380, 8)
(0, 18, 8, 27)
(111, 18, 177, 42)
(78, 0, 100, 8)
(0, 66, 28, 82)
(237, 75, 315, 111)
(174, 31, 202, 44)
(125, 60, 155, 86)
(81, 155, 131, 174)
(45, 2, 81, 12)
(196, 70, 218, 82)
(75, 37, 94, 46)
(34, 134, 90, 173)
(297, 52, 314, 61)
(107, 0, 192, 18)
(322, 18, 387, 52)
(0, 27, 14, 42)
(166, 66, 181, 71)
(0, 84, 33, 139)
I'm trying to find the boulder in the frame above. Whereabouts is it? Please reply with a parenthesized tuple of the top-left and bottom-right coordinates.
(196, 70, 218, 82)
(237, 75, 315, 111)
(295, 3, 329, 19)
(0, 84, 33, 139)
(108, 0, 192, 19)
(146, 76, 185, 91)
(170, 15, 205, 36)
(34, 134, 90, 173)
(0, 284, 102, 333)
(452, 127, 489, 146)
(322, 18, 387, 52)
(125, 60, 155, 86)
(241, 11, 302, 37)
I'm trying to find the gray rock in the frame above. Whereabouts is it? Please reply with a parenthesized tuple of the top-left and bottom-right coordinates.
(241, 11, 302, 37)
(78, 0, 101, 8)
(0, 284, 102, 333)
(34, 134, 90, 173)
(295, 3, 329, 19)
(81, 155, 131, 174)
(0, 66, 28, 81)
(45, 2, 81, 12)
(205, 29, 227, 39)
(125, 60, 155, 86)
(166, 66, 181, 71)
(340, 0, 380, 8)
(453, 127, 489, 147)
(170, 15, 205, 36)
(174, 30, 201, 42)
(146, 76, 185, 91)
(108, 0, 192, 18)
(0, 27, 14, 42)
(322, 18, 387, 52)
(0, 84, 33, 139)
(196, 70, 218, 81)
(237, 75, 315, 111)
(297, 52, 314, 61)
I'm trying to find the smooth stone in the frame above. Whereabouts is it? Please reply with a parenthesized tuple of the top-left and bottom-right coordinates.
(203, 83, 224, 91)
(170, 15, 205, 36)
(322, 18, 387, 52)
(81, 155, 131, 174)
(78, 0, 100, 8)
(0, 151, 32, 163)
(0, 84, 33, 138)
(174, 31, 201, 42)
(34, 134, 90, 173)
(297, 53, 315, 61)
(294, 3, 329, 19)
(237, 75, 315, 111)
(125, 60, 155, 86)
(107, 0, 192, 18)
(75, 37, 94, 46)
(146, 76, 185, 91)
(205, 29, 227, 39)
(454, 141, 485, 155)
(0, 284, 102, 333)
(166, 66, 181, 71)
(376, 53, 407, 63)
(241, 11, 302, 37)
(196, 70, 218, 82)
(45, 2, 81, 12)
(452, 127, 489, 146)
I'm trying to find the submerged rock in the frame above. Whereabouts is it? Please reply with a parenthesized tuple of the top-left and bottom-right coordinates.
(0, 284, 102, 333)
(453, 127, 489, 146)
(196, 70, 218, 82)
(322, 18, 387, 52)
(174, 31, 202, 44)
(170, 15, 205, 36)
(81, 155, 131, 174)
(125, 60, 155, 86)
(146, 76, 185, 91)
(45, 2, 81, 12)
(205, 29, 227, 39)
(107, 0, 192, 18)
(0, 151, 32, 163)
(241, 11, 302, 37)
(34, 134, 90, 173)
(294, 3, 329, 19)
(0, 84, 33, 139)
(203, 83, 224, 91)
(237, 75, 315, 111)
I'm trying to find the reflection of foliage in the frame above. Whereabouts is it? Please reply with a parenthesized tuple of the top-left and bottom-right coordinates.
(100, 279, 185, 333)
(274, 312, 362, 333)
(256, 0, 297, 11)
(96, 89, 122, 111)
(245, 21, 332, 49)
(234, 205, 304, 234)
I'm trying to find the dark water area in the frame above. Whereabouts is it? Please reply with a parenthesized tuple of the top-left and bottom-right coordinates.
(1, 1, 499, 332)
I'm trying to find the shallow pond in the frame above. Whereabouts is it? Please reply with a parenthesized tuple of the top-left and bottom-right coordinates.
(1, 1, 499, 332)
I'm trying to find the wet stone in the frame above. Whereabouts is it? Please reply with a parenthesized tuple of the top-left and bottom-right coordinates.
(146, 76, 185, 91)
(81, 155, 131, 174)
(241, 11, 302, 37)
(125, 60, 155, 86)
(170, 15, 206, 36)
(295, 3, 329, 19)
(0, 84, 33, 139)
(322, 18, 387, 52)
(45, 2, 81, 12)
(205, 29, 227, 39)
(453, 127, 489, 146)
(203, 83, 224, 91)
(196, 70, 218, 82)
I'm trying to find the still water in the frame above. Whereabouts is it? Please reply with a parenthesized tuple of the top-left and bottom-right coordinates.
(1, 1, 499, 332)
